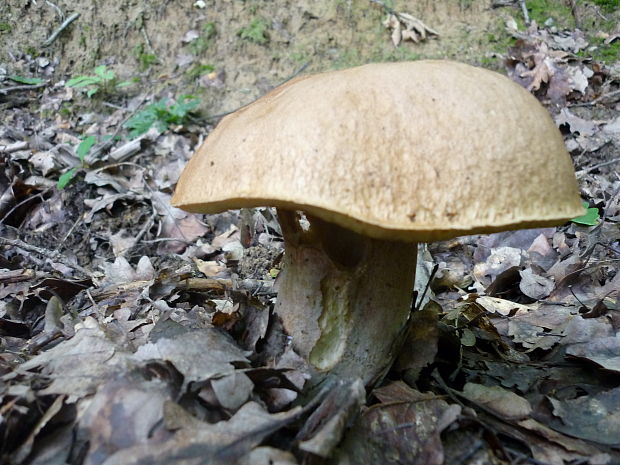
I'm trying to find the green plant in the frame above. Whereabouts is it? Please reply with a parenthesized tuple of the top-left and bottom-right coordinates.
(186, 64, 215, 79)
(0, 23, 12, 34)
(526, 0, 574, 28)
(595, 40, 620, 64)
(289, 50, 309, 64)
(59, 102, 74, 119)
(190, 22, 217, 55)
(577, 37, 620, 64)
(571, 201, 600, 226)
(592, 0, 620, 11)
(65, 65, 131, 97)
(25, 46, 39, 58)
(133, 43, 159, 71)
(124, 95, 200, 138)
(57, 135, 97, 189)
(8, 76, 45, 85)
(238, 18, 269, 45)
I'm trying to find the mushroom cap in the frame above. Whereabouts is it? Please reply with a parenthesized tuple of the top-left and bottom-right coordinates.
(172, 60, 583, 242)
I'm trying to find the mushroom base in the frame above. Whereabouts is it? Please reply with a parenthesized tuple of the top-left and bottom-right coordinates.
(275, 209, 417, 387)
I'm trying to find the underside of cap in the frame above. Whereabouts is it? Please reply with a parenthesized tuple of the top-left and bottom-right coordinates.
(172, 60, 583, 242)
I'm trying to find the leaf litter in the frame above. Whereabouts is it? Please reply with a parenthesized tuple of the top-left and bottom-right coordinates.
(1, 5, 620, 465)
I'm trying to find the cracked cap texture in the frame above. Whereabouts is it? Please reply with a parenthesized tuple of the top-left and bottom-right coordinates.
(172, 60, 583, 242)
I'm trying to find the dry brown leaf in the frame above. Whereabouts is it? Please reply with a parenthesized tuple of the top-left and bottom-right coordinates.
(519, 267, 555, 300)
(337, 381, 460, 465)
(462, 382, 532, 420)
(192, 258, 227, 277)
(17, 318, 135, 397)
(566, 333, 620, 372)
(101, 401, 302, 465)
(382, 11, 438, 46)
(133, 327, 249, 388)
(476, 296, 531, 316)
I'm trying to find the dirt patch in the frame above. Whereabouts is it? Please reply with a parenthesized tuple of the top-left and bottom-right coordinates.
(2, 0, 514, 113)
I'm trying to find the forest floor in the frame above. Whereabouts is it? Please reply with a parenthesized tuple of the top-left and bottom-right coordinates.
(1, 0, 619, 464)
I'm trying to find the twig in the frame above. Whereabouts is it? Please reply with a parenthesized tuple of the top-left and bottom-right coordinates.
(0, 236, 94, 279)
(576, 157, 620, 176)
(140, 237, 194, 245)
(0, 82, 48, 95)
(519, 0, 530, 25)
(0, 141, 29, 153)
(41, 12, 80, 47)
(204, 62, 310, 122)
(177, 277, 232, 292)
(369, 0, 397, 15)
(414, 263, 438, 311)
(87, 94, 151, 161)
(140, 25, 155, 54)
(106, 137, 145, 162)
(59, 212, 85, 248)
(0, 189, 50, 225)
(567, 0, 581, 29)
(571, 89, 620, 107)
(491, 0, 517, 7)
(133, 211, 156, 245)
(592, 5, 609, 21)
(0, 269, 37, 283)
(45, 0, 64, 20)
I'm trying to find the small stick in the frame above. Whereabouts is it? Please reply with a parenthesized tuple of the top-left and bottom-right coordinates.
(0, 82, 48, 95)
(519, 0, 530, 25)
(45, 0, 65, 20)
(568, 0, 581, 29)
(140, 26, 155, 54)
(59, 212, 85, 248)
(0, 269, 36, 283)
(204, 62, 310, 122)
(369, 0, 397, 15)
(571, 89, 620, 108)
(0, 236, 94, 279)
(0, 190, 50, 225)
(576, 157, 620, 176)
(42, 12, 80, 47)
(0, 141, 28, 152)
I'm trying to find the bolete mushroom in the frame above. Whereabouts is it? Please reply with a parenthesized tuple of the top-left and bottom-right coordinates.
(172, 60, 583, 388)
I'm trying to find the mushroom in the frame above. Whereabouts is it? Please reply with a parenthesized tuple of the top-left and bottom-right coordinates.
(172, 61, 583, 388)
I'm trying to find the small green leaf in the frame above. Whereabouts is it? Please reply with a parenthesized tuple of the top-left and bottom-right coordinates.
(57, 168, 77, 189)
(77, 136, 96, 161)
(93, 65, 115, 80)
(66, 75, 101, 87)
(123, 96, 201, 138)
(8, 75, 45, 85)
(571, 201, 599, 226)
(116, 80, 133, 88)
(86, 87, 98, 98)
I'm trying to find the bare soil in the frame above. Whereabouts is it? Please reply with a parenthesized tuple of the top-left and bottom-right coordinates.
(2, 0, 512, 112)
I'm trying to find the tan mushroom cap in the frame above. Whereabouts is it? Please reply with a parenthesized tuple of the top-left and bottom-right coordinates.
(172, 60, 583, 242)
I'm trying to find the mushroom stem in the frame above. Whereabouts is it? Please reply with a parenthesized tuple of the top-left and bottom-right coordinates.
(275, 209, 418, 387)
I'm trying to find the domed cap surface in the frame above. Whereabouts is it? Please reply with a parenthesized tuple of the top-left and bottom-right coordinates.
(172, 60, 583, 242)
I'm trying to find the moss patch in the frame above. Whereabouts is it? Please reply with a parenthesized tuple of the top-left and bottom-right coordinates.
(591, 0, 620, 12)
(527, 0, 575, 27)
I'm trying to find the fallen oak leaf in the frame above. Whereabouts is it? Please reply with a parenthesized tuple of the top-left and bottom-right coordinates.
(382, 11, 438, 47)
(462, 382, 532, 421)
(398, 12, 439, 40)
(336, 381, 460, 465)
(91, 400, 304, 465)
(566, 333, 620, 373)
(132, 328, 250, 389)
(383, 14, 402, 46)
